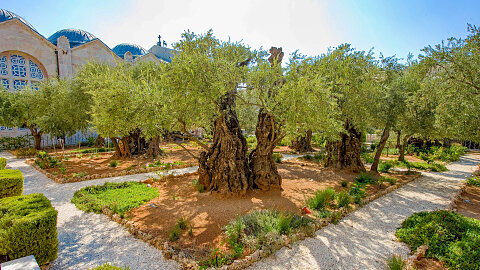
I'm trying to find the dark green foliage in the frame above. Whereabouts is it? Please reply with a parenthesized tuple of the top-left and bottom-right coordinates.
(0, 169, 23, 199)
(177, 217, 188, 230)
(354, 172, 375, 184)
(387, 254, 405, 270)
(379, 160, 396, 173)
(199, 248, 234, 269)
(34, 151, 62, 169)
(396, 210, 480, 270)
(86, 136, 96, 147)
(89, 263, 131, 270)
(467, 176, 480, 187)
(306, 188, 336, 210)
(349, 182, 367, 204)
(341, 180, 348, 187)
(0, 158, 5, 170)
(71, 182, 159, 218)
(336, 191, 351, 208)
(70, 147, 114, 154)
(380, 176, 396, 185)
(169, 225, 181, 241)
(361, 152, 374, 164)
(0, 193, 58, 265)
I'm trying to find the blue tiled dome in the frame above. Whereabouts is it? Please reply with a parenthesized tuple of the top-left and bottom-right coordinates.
(0, 8, 36, 31)
(48, 29, 96, 48)
(112, 43, 147, 59)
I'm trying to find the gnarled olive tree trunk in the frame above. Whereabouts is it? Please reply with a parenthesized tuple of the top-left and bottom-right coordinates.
(94, 135, 104, 147)
(145, 136, 165, 158)
(27, 125, 42, 150)
(325, 120, 365, 172)
(198, 91, 250, 196)
(291, 129, 313, 153)
(249, 111, 282, 191)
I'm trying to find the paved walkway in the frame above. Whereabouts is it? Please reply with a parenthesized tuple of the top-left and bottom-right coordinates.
(247, 153, 480, 270)
(1, 152, 185, 270)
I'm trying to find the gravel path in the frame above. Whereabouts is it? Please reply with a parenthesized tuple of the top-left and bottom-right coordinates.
(247, 153, 480, 270)
(1, 152, 186, 270)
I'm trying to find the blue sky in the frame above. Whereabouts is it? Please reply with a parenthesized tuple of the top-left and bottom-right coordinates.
(2, 0, 479, 61)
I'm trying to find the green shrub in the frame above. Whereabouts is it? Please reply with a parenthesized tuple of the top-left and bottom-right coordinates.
(272, 152, 283, 163)
(169, 225, 181, 241)
(380, 176, 396, 185)
(0, 158, 6, 170)
(379, 160, 396, 173)
(109, 160, 119, 167)
(177, 217, 188, 230)
(223, 210, 311, 253)
(361, 153, 374, 164)
(89, 263, 130, 270)
(0, 169, 23, 199)
(13, 148, 38, 158)
(354, 172, 374, 184)
(396, 210, 480, 270)
(341, 180, 348, 187)
(349, 182, 366, 204)
(0, 135, 32, 150)
(306, 188, 336, 210)
(246, 136, 257, 149)
(397, 161, 448, 172)
(387, 254, 405, 270)
(336, 192, 351, 209)
(34, 152, 62, 169)
(467, 176, 480, 187)
(0, 193, 58, 265)
(71, 182, 159, 218)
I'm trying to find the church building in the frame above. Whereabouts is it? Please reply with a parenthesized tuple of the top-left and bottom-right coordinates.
(0, 8, 175, 144)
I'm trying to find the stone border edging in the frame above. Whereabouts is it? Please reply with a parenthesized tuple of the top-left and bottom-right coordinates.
(25, 158, 194, 184)
(404, 245, 428, 270)
(97, 172, 421, 270)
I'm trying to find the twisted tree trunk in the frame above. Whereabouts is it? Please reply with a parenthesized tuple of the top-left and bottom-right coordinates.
(371, 125, 391, 173)
(94, 135, 104, 147)
(249, 111, 282, 191)
(325, 120, 365, 172)
(398, 134, 412, 162)
(198, 91, 250, 196)
(291, 129, 313, 153)
(145, 136, 165, 158)
(27, 125, 42, 150)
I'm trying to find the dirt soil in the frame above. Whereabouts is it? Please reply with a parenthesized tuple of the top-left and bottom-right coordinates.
(43, 143, 203, 178)
(414, 258, 447, 270)
(128, 159, 418, 257)
(455, 184, 480, 220)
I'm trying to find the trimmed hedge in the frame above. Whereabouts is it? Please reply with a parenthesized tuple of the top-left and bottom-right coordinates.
(0, 157, 6, 170)
(0, 169, 23, 199)
(0, 193, 58, 265)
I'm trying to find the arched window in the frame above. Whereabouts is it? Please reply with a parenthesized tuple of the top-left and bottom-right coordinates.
(0, 52, 46, 91)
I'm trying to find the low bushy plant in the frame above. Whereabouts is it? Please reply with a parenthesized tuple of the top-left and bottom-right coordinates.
(387, 254, 405, 270)
(349, 182, 366, 204)
(273, 152, 283, 163)
(336, 191, 351, 209)
(397, 161, 447, 172)
(0, 169, 23, 199)
(71, 182, 159, 218)
(354, 172, 374, 184)
(169, 225, 181, 241)
(223, 210, 311, 253)
(109, 160, 119, 167)
(12, 148, 38, 158)
(306, 188, 336, 210)
(0, 193, 58, 265)
(467, 176, 480, 187)
(34, 152, 62, 169)
(379, 176, 396, 185)
(379, 160, 396, 173)
(396, 210, 480, 270)
(341, 180, 348, 187)
(361, 152, 374, 164)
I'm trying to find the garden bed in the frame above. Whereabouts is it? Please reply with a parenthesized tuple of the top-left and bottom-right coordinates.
(76, 159, 420, 269)
(27, 146, 201, 183)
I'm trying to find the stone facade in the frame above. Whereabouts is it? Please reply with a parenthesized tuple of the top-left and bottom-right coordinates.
(0, 9, 174, 143)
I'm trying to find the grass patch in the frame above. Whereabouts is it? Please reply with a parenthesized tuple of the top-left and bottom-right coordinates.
(354, 172, 375, 184)
(71, 182, 159, 218)
(396, 161, 448, 172)
(387, 254, 405, 270)
(396, 210, 480, 270)
(306, 188, 335, 210)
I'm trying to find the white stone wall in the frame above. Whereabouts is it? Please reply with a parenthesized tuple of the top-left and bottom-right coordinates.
(71, 40, 121, 73)
(0, 19, 56, 78)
